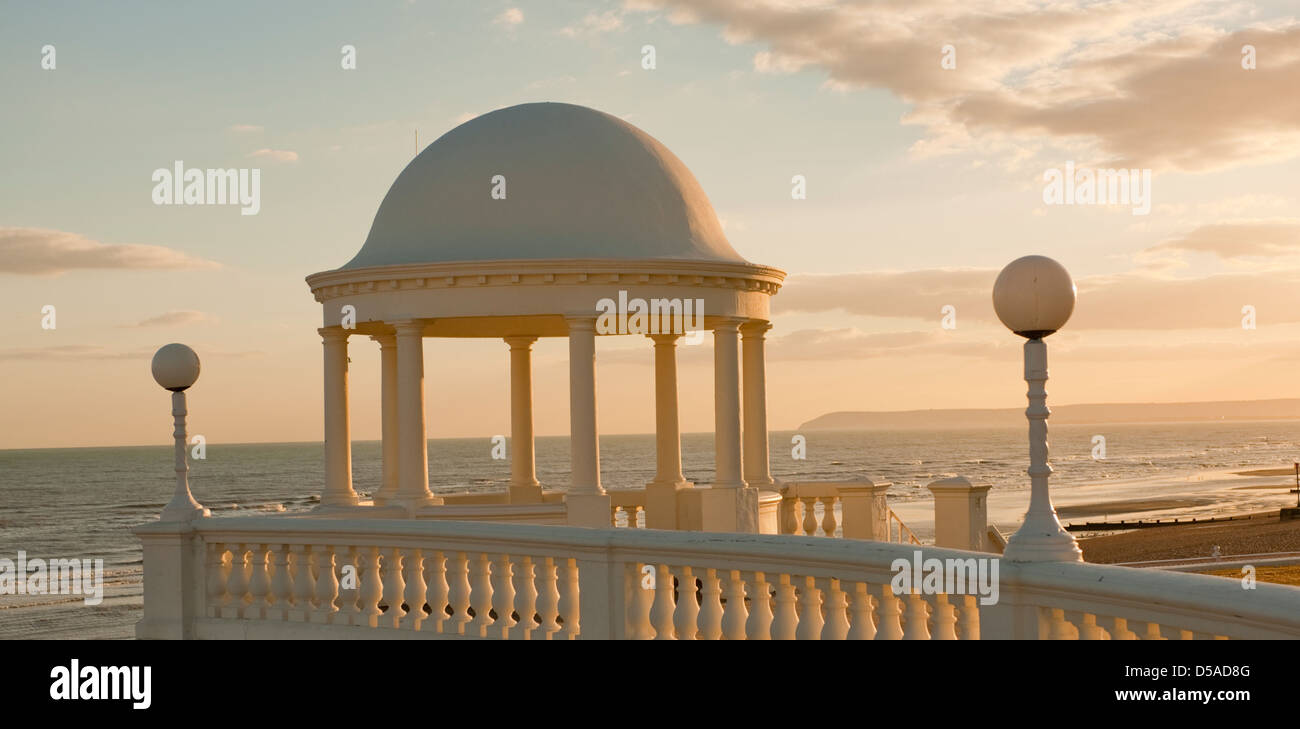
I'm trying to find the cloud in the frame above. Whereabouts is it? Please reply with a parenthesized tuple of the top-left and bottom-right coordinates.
(561, 10, 624, 37)
(1148, 220, 1300, 259)
(247, 149, 299, 162)
(0, 227, 221, 276)
(228, 124, 263, 133)
(630, 1, 1300, 171)
(776, 266, 1300, 330)
(494, 8, 524, 26)
(0, 345, 263, 361)
(121, 310, 215, 328)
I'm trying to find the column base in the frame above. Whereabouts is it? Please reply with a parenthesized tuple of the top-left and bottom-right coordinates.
(1002, 528, 1083, 563)
(684, 485, 759, 534)
(565, 491, 612, 528)
(508, 484, 544, 504)
(644, 480, 691, 530)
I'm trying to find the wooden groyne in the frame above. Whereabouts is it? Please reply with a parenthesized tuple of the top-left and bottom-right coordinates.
(1065, 514, 1260, 532)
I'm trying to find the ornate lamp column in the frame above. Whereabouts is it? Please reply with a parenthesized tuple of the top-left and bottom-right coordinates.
(151, 344, 210, 522)
(995, 255, 1082, 562)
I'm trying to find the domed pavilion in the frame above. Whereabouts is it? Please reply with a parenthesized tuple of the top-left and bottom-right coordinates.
(305, 102, 786, 532)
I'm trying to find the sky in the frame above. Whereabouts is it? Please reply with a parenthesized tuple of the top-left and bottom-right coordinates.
(2, 0, 1299, 449)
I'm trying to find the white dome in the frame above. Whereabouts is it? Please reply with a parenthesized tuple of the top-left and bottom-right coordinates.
(343, 102, 745, 269)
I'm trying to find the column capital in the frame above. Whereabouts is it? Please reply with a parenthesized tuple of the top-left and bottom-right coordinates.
(741, 320, 774, 338)
(504, 335, 539, 350)
(649, 332, 682, 346)
(370, 333, 397, 348)
(391, 319, 426, 337)
(564, 315, 597, 332)
(713, 318, 744, 333)
(318, 327, 350, 341)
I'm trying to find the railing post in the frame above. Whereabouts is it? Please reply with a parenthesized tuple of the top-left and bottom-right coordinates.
(134, 522, 205, 639)
(928, 476, 992, 551)
(574, 553, 626, 639)
(838, 479, 892, 540)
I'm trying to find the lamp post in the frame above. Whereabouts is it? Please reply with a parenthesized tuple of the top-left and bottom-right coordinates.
(152, 343, 210, 522)
(994, 255, 1082, 562)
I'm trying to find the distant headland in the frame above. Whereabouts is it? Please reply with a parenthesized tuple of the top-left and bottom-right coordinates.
(798, 399, 1300, 431)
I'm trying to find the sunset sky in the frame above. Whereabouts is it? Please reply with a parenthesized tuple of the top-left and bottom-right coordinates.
(3, 0, 1300, 449)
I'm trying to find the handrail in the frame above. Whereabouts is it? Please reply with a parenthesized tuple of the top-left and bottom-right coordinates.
(889, 509, 922, 545)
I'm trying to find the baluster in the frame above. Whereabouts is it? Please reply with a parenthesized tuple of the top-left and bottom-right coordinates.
(795, 576, 823, 640)
(492, 553, 516, 639)
(819, 578, 850, 640)
(468, 553, 495, 637)
(697, 568, 724, 640)
(779, 496, 798, 535)
(510, 556, 538, 640)
(628, 562, 654, 639)
(205, 542, 229, 618)
(536, 557, 561, 639)
(379, 547, 405, 628)
(847, 582, 875, 639)
(401, 549, 426, 630)
(422, 551, 450, 634)
(560, 558, 580, 640)
(223, 543, 249, 619)
(800, 497, 818, 536)
(313, 546, 340, 623)
(355, 546, 383, 627)
(650, 564, 676, 640)
(744, 571, 774, 640)
(720, 570, 749, 640)
(673, 566, 700, 640)
(1141, 622, 1166, 640)
(448, 551, 472, 634)
(1099, 615, 1137, 640)
(902, 593, 931, 639)
(821, 498, 838, 538)
(873, 584, 904, 640)
(334, 546, 357, 619)
(267, 544, 292, 620)
(612, 505, 623, 528)
(956, 595, 979, 640)
(1071, 611, 1104, 640)
(772, 574, 798, 640)
(929, 594, 958, 640)
(1040, 607, 1074, 640)
(246, 543, 271, 620)
(289, 544, 315, 622)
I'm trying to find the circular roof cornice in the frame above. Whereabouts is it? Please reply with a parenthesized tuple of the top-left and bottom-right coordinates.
(306, 258, 786, 303)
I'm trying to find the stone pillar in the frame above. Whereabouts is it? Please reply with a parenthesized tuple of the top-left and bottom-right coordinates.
(393, 320, 437, 507)
(741, 321, 774, 489)
(320, 328, 357, 507)
(564, 316, 609, 526)
(505, 336, 542, 504)
(838, 479, 893, 541)
(928, 476, 992, 551)
(646, 333, 690, 529)
(712, 319, 745, 489)
(696, 319, 757, 533)
(371, 333, 399, 505)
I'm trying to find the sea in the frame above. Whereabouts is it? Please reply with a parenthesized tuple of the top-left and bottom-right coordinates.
(2, 421, 1298, 639)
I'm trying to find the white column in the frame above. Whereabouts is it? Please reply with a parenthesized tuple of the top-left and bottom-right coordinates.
(371, 333, 399, 505)
(712, 319, 745, 488)
(393, 320, 436, 507)
(646, 333, 689, 530)
(1003, 338, 1081, 562)
(565, 317, 602, 493)
(505, 336, 542, 503)
(320, 328, 358, 507)
(741, 321, 774, 488)
(564, 315, 610, 527)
